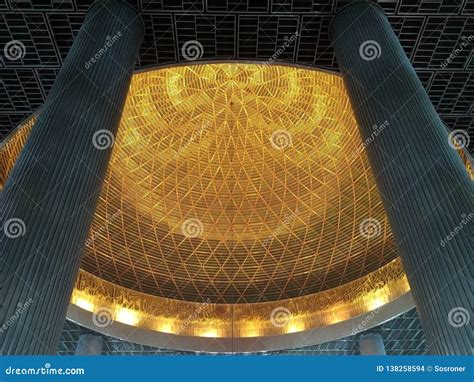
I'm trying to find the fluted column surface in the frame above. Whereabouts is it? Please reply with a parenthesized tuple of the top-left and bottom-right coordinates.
(331, 2, 473, 355)
(0, 0, 143, 354)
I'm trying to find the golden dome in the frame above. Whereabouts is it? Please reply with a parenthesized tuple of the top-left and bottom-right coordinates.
(85, 63, 398, 303)
(2, 63, 429, 349)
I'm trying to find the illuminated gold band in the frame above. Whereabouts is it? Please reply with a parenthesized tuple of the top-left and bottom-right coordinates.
(1, 63, 471, 349)
(70, 258, 409, 339)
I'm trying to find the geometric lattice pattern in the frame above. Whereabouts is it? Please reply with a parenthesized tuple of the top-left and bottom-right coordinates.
(1, 0, 466, 352)
(3, 64, 398, 303)
(0, 0, 472, 150)
(2, 62, 403, 305)
(58, 308, 428, 355)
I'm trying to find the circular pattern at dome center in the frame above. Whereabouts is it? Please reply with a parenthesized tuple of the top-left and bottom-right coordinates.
(77, 63, 397, 303)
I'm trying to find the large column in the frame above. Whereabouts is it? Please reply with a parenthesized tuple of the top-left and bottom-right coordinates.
(75, 334, 104, 355)
(359, 334, 386, 355)
(330, 3, 472, 355)
(0, 0, 143, 354)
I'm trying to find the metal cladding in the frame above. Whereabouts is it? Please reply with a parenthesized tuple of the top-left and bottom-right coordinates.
(0, 0, 143, 354)
(1, 63, 413, 350)
(330, 2, 473, 355)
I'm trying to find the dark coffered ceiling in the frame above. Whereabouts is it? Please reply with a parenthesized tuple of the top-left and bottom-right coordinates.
(0, 0, 472, 147)
(2, 0, 468, 355)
